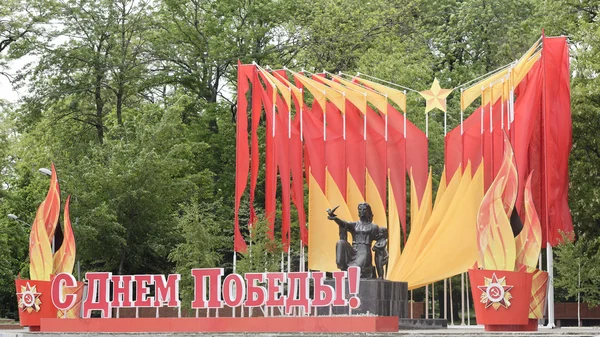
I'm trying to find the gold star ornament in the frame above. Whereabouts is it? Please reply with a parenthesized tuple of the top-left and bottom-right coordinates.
(419, 78, 453, 113)
(17, 283, 42, 313)
(476, 273, 514, 310)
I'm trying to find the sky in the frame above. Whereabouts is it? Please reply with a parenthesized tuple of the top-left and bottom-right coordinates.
(1, 56, 35, 103)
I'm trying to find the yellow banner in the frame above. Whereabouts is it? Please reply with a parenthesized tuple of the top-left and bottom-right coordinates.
(346, 170, 365, 221)
(354, 76, 406, 112)
(272, 71, 303, 107)
(259, 68, 292, 112)
(307, 171, 336, 272)
(331, 75, 387, 115)
(313, 75, 366, 114)
(387, 177, 402, 277)
(293, 73, 345, 113)
(461, 40, 541, 111)
(366, 169, 387, 229)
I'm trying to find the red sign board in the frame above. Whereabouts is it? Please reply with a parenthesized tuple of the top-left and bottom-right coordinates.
(468, 269, 533, 326)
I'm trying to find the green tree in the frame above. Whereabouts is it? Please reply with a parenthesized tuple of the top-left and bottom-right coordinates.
(554, 235, 600, 307)
(235, 216, 284, 275)
(169, 198, 227, 312)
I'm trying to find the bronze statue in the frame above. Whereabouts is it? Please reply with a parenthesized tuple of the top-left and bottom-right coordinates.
(327, 203, 388, 279)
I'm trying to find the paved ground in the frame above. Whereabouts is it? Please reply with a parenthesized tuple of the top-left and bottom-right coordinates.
(1, 326, 600, 337)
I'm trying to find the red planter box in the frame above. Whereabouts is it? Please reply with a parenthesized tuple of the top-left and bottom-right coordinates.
(15, 279, 57, 330)
(468, 269, 534, 329)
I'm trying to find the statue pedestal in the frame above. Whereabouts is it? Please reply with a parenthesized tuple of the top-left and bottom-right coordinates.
(318, 279, 408, 317)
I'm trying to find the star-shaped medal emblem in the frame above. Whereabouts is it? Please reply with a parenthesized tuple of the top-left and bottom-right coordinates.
(17, 282, 42, 313)
(419, 78, 453, 113)
(477, 273, 514, 310)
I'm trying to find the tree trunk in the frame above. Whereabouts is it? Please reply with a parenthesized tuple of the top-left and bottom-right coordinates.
(95, 71, 105, 144)
(116, 88, 123, 126)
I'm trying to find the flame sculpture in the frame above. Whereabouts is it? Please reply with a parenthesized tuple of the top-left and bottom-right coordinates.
(515, 173, 542, 272)
(28, 163, 77, 279)
(474, 133, 549, 324)
(29, 164, 59, 280)
(476, 134, 518, 271)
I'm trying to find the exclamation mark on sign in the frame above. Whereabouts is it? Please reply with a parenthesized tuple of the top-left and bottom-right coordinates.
(347, 266, 361, 309)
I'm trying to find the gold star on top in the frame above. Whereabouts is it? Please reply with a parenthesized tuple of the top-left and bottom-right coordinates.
(419, 78, 453, 113)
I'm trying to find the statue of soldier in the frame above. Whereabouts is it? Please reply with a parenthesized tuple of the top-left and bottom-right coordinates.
(327, 203, 388, 279)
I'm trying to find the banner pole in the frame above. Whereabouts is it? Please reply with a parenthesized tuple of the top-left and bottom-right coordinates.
(425, 285, 429, 319)
(466, 272, 471, 325)
(461, 273, 465, 325)
(444, 279, 447, 320)
(432, 282, 435, 318)
(541, 33, 555, 329)
(450, 277, 454, 325)
(233, 252, 237, 317)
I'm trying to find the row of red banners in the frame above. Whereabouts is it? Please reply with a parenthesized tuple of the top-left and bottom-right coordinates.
(234, 35, 573, 268)
(445, 35, 572, 246)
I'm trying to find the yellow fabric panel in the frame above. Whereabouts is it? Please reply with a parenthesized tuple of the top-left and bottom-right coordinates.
(396, 166, 464, 283)
(412, 170, 433, 240)
(293, 73, 327, 111)
(410, 167, 461, 269)
(307, 171, 337, 272)
(366, 169, 387, 228)
(434, 167, 447, 206)
(512, 51, 541, 86)
(512, 40, 540, 83)
(354, 77, 406, 112)
(326, 168, 354, 224)
(388, 170, 434, 281)
(332, 75, 388, 115)
(461, 69, 509, 111)
(347, 170, 365, 221)
(294, 73, 345, 113)
(387, 171, 418, 280)
(387, 177, 402, 277)
(404, 164, 484, 289)
(461, 40, 541, 111)
(315, 75, 367, 114)
(259, 69, 292, 112)
(272, 71, 303, 107)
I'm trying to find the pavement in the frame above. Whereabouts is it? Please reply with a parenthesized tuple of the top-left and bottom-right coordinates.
(1, 326, 600, 337)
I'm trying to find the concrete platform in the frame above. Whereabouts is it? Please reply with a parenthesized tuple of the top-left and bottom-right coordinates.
(1, 327, 600, 337)
(399, 318, 448, 329)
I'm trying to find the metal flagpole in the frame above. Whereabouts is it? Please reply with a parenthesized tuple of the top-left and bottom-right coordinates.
(403, 90, 407, 137)
(466, 272, 471, 325)
(443, 103, 447, 323)
(501, 79, 505, 130)
(461, 273, 465, 325)
(432, 282, 435, 318)
(233, 252, 237, 317)
(459, 88, 466, 326)
(444, 106, 447, 135)
(450, 277, 454, 325)
(410, 290, 414, 318)
(425, 112, 429, 138)
(489, 83, 493, 133)
(480, 86, 484, 135)
(425, 285, 429, 319)
(444, 279, 447, 321)
(287, 87, 292, 278)
(541, 37, 555, 328)
(460, 88, 464, 135)
(287, 245, 291, 273)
